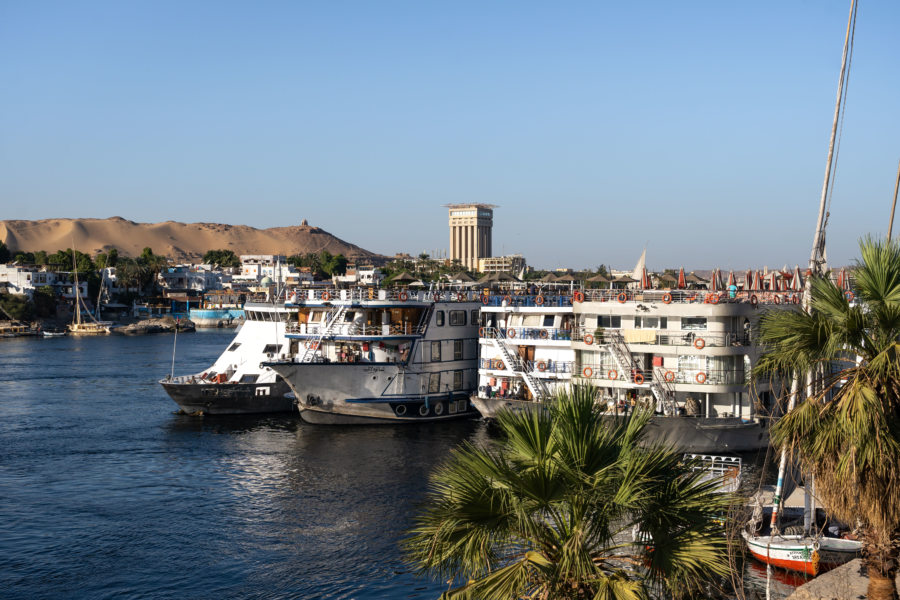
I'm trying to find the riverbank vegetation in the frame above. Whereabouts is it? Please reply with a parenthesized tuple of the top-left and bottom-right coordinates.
(403, 386, 731, 599)
(756, 237, 900, 600)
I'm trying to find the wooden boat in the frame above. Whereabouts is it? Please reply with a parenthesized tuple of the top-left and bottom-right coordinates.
(742, 531, 861, 576)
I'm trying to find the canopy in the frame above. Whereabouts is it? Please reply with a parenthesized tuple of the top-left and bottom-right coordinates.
(391, 271, 416, 283)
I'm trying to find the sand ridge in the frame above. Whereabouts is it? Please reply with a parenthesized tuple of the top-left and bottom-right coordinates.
(0, 217, 379, 262)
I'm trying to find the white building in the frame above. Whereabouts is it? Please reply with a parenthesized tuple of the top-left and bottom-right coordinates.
(0, 265, 87, 300)
(333, 265, 384, 287)
(158, 266, 230, 293)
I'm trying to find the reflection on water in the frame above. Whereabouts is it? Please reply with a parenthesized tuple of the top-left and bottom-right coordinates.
(0, 333, 803, 599)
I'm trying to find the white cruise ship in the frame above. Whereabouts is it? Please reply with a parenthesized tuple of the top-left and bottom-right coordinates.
(160, 302, 298, 414)
(473, 284, 792, 452)
(265, 287, 481, 424)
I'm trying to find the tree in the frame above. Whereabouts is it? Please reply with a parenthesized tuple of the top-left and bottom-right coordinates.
(756, 237, 900, 600)
(0, 294, 33, 321)
(202, 249, 240, 269)
(0, 241, 10, 263)
(403, 386, 730, 599)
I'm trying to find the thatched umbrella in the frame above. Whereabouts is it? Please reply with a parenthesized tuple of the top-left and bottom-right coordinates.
(476, 273, 497, 285)
(538, 273, 559, 283)
(391, 271, 416, 284)
(612, 275, 638, 289)
(587, 273, 611, 289)
(657, 272, 677, 289)
(554, 273, 578, 283)
(452, 272, 475, 283)
(684, 272, 706, 285)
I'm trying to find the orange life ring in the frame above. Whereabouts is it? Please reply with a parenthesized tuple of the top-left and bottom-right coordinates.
(634, 372, 645, 385)
(478, 327, 485, 337)
(433, 292, 441, 302)
(617, 292, 627, 303)
(535, 295, 545, 305)
(662, 292, 673, 304)
(664, 370, 675, 382)
(573, 291, 585, 303)
(709, 293, 720, 305)
(583, 366, 593, 378)
(773, 295, 781, 305)
(537, 361, 547, 372)
(481, 295, 489, 305)
(507, 328, 516, 339)
(791, 294, 800, 304)
(539, 329, 548, 339)
(583, 333, 594, 345)
(321, 291, 331, 301)
(608, 369, 618, 380)
(844, 290, 854, 301)
(457, 292, 466, 302)
(750, 294, 758, 307)
(696, 372, 707, 384)
(694, 337, 706, 350)
(503, 295, 512, 304)
(398, 291, 408, 301)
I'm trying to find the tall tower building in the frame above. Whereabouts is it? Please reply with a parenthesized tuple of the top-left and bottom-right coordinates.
(446, 204, 495, 271)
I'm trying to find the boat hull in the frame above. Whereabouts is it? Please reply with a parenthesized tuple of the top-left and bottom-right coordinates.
(270, 362, 479, 424)
(742, 532, 861, 576)
(188, 308, 244, 328)
(471, 397, 768, 452)
(160, 379, 295, 415)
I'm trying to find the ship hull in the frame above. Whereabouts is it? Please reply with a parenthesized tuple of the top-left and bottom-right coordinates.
(471, 397, 767, 452)
(160, 379, 295, 415)
(188, 308, 245, 328)
(270, 362, 479, 424)
(742, 532, 861, 576)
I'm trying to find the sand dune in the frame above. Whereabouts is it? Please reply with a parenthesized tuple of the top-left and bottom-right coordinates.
(0, 217, 379, 262)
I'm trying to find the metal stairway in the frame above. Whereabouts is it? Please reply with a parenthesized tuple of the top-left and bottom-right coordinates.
(650, 366, 677, 413)
(298, 305, 347, 363)
(606, 331, 642, 382)
(491, 332, 547, 401)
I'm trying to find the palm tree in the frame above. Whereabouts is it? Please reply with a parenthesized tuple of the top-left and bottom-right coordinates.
(402, 386, 730, 599)
(756, 237, 900, 600)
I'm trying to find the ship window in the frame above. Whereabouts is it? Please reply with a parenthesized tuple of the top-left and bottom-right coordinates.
(344, 311, 356, 322)
(429, 372, 441, 393)
(449, 310, 466, 326)
(454, 340, 463, 360)
(542, 315, 554, 327)
(682, 317, 707, 330)
(263, 344, 282, 354)
(635, 316, 667, 329)
(227, 343, 241, 351)
(471, 309, 479, 326)
(523, 315, 541, 326)
(431, 341, 442, 362)
(240, 374, 259, 383)
(453, 370, 463, 390)
(598, 316, 621, 328)
(435, 311, 445, 326)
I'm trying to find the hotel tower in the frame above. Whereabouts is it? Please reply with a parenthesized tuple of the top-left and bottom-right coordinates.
(447, 204, 495, 271)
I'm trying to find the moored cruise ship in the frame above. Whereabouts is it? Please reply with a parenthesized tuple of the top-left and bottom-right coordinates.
(265, 287, 481, 424)
(160, 302, 297, 414)
(473, 284, 792, 452)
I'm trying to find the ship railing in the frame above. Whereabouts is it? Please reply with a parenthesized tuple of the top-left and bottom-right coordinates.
(479, 358, 575, 375)
(577, 364, 749, 386)
(480, 326, 572, 342)
(286, 288, 480, 303)
(573, 329, 750, 348)
(480, 293, 574, 308)
(287, 322, 427, 337)
(577, 289, 803, 306)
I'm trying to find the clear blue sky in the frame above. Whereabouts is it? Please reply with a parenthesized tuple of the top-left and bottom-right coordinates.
(2, 1, 898, 270)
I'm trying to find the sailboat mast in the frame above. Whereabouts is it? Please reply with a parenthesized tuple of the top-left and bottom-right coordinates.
(771, 0, 857, 534)
(809, 0, 857, 276)
(73, 250, 82, 326)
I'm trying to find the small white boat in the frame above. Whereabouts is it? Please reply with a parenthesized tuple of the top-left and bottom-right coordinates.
(742, 530, 861, 576)
(41, 330, 67, 338)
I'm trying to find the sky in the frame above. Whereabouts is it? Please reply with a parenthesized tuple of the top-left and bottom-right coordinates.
(2, 1, 899, 271)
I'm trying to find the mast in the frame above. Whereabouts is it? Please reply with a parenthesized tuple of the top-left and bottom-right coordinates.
(770, 0, 857, 534)
(72, 250, 82, 326)
(888, 159, 900, 241)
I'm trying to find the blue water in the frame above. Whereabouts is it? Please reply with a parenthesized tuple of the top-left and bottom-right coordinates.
(0, 332, 481, 599)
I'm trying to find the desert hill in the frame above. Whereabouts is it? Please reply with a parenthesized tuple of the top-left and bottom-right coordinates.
(0, 217, 379, 262)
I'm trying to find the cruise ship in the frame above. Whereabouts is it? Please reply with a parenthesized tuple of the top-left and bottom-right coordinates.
(160, 302, 297, 414)
(473, 283, 791, 452)
(265, 287, 481, 424)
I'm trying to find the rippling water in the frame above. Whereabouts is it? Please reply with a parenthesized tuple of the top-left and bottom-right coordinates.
(0, 332, 486, 599)
(0, 332, 803, 599)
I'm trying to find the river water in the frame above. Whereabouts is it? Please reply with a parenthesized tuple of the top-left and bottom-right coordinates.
(0, 331, 801, 599)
